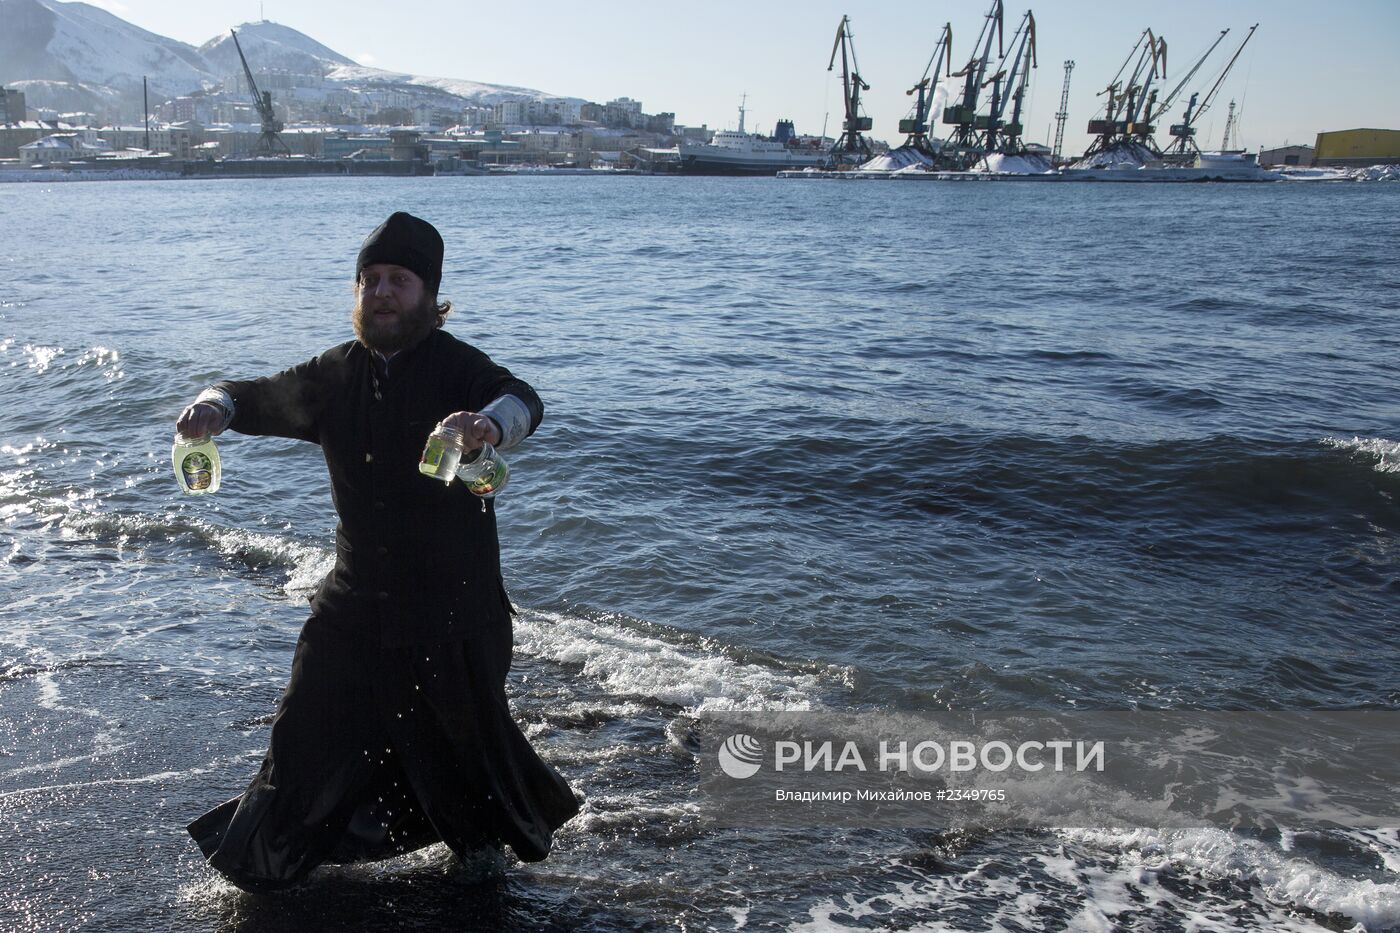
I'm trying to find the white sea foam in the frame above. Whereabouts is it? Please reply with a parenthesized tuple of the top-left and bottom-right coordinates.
(514, 609, 830, 712)
(0, 767, 205, 801)
(789, 836, 1384, 933)
(790, 856, 1028, 932)
(1323, 436, 1400, 474)
(1346, 829, 1400, 873)
(1062, 827, 1400, 930)
(0, 742, 135, 779)
(201, 525, 334, 596)
(567, 792, 703, 835)
(60, 510, 334, 598)
(34, 670, 103, 722)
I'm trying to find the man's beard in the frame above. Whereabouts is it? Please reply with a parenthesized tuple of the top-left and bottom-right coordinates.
(352, 292, 438, 354)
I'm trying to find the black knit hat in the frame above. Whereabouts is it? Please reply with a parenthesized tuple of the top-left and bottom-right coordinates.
(356, 212, 444, 296)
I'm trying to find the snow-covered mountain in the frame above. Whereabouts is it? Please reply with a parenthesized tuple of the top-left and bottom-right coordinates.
(0, 0, 556, 121)
(199, 21, 356, 77)
(0, 0, 215, 113)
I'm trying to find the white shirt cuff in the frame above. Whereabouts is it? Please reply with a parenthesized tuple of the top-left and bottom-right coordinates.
(481, 394, 531, 450)
(195, 387, 236, 433)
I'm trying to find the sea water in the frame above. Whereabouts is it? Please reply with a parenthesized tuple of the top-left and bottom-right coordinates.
(0, 176, 1397, 932)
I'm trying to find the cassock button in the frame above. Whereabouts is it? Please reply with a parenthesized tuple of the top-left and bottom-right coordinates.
(377, 591, 390, 602)
(376, 546, 388, 556)
(374, 501, 386, 511)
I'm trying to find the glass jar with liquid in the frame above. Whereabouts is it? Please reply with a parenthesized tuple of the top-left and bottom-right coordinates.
(173, 433, 221, 495)
(419, 423, 509, 498)
(455, 442, 509, 498)
(419, 423, 467, 483)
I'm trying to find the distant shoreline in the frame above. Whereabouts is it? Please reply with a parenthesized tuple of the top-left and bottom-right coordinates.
(1, 162, 1393, 184)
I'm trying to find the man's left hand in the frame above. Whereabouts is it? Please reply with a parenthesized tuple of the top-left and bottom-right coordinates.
(441, 411, 502, 448)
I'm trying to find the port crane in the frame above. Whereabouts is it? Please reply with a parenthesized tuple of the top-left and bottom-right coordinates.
(938, 0, 1004, 169)
(898, 22, 953, 157)
(983, 9, 1037, 156)
(827, 15, 873, 164)
(230, 28, 289, 155)
(1080, 27, 1167, 161)
(1161, 25, 1257, 162)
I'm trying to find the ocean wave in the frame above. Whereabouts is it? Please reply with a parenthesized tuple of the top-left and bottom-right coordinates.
(61, 509, 332, 597)
(513, 608, 838, 712)
(1062, 827, 1400, 931)
(1101, 375, 1226, 411)
(729, 431, 1398, 530)
(1323, 436, 1400, 474)
(791, 829, 1399, 932)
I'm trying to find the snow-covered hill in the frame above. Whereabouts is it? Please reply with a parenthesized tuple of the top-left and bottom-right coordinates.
(199, 20, 356, 77)
(1, 0, 557, 121)
(0, 0, 213, 95)
(324, 65, 550, 106)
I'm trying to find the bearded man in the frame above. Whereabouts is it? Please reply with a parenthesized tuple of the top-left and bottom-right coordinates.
(177, 212, 578, 891)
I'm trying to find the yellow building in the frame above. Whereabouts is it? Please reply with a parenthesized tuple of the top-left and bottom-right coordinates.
(1312, 128, 1400, 167)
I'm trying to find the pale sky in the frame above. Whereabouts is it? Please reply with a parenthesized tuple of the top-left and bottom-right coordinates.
(85, 0, 1400, 153)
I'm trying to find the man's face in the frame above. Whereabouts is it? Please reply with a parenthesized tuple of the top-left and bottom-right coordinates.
(352, 263, 436, 353)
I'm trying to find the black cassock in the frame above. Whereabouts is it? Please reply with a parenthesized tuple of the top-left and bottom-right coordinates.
(187, 329, 579, 890)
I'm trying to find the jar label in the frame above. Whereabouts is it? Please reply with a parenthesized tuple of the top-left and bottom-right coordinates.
(181, 452, 213, 491)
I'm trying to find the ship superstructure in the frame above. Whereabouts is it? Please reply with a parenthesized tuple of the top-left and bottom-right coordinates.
(677, 99, 828, 175)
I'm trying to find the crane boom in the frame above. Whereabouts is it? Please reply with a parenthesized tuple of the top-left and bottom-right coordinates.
(1194, 24, 1257, 122)
(1003, 11, 1037, 129)
(1152, 29, 1228, 121)
(229, 29, 288, 155)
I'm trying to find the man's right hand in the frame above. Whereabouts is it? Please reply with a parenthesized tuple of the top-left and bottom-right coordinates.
(177, 402, 227, 440)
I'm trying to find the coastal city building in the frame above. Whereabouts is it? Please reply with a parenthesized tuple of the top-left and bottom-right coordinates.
(19, 132, 109, 164)
(1257, 144, 1315, 168)
(1, 87, 27, 123)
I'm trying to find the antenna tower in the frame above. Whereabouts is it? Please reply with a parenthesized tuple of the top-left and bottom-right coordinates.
(1051, 60, 1073, 165)
(1220, 99, 1236, 150)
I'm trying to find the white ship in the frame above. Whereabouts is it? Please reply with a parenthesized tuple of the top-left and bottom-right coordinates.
(678, 101, 829, 175)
